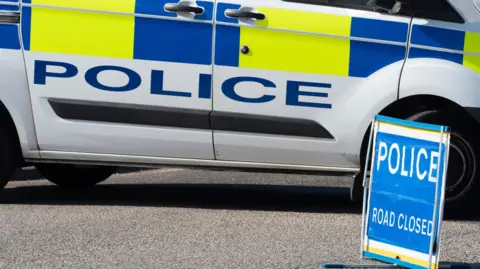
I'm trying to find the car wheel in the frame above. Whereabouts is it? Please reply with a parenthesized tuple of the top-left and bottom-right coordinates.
(407, 109, 480, 217)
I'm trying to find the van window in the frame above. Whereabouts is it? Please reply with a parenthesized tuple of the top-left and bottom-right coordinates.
(281, 0, 464, 23)
(400, 0, 464, 23)
(281, 0, 376, 11)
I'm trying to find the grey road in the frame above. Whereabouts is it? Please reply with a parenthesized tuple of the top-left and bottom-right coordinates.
(0, 168, 479, 269)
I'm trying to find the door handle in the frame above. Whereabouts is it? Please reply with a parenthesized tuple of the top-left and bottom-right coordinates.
(225, 9, 265, 20)
(164, 3, 204, 14)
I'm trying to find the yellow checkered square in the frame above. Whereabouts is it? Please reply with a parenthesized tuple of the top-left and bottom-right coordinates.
(30, 0, 135, 59)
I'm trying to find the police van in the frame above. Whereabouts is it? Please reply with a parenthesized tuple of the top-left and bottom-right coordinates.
(0, 0, 478, 213)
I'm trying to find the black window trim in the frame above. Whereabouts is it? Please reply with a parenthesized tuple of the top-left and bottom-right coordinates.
(280, 0, 465, 24)
(281, 0, 376, 12)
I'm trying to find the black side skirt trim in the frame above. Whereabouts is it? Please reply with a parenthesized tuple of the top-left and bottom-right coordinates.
(210, 111, 334, 139)
(48, 98, 211, 130)
(48, 99, 334, 139)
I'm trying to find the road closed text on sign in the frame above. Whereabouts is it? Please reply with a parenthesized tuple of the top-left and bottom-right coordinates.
(362, 115, 450, 269)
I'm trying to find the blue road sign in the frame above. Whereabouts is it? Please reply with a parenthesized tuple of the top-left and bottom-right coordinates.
(361, 115, 451, 269)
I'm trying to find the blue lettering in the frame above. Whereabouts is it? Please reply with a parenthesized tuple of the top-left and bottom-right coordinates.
(85, 65, 141, 92)
(198, 74, 212, 99)
(151, 70, 191, 97)
(34, 60, 78, 85)
(35, 60, 335, 110)
(222, 76, 276, 103)
(286, 81, 332, 109)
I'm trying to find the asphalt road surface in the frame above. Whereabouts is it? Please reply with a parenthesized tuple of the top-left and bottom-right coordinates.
(0, 168, 479, 269)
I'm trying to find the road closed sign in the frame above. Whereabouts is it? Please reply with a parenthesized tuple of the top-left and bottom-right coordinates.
(361, 115, 451, 269)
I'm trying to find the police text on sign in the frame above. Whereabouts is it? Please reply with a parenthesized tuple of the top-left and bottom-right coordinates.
(376, 141, 440, 183)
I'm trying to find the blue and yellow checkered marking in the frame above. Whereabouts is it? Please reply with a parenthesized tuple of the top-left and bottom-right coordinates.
(21, 0, 213, 65)
(0, 4, 18, 11)
(0, 24, 20, 50)
(215, 5, 408, 78)
(411, 25, 465, 51)
(410, 25, 480, 73)
(135, 0, 213, 21)
(216, 4, 408, 42)
(22, 0, 213, 20)
(21, 0, 409, 76)
(350, 17, 408, 43)
(0, 0, 18, 11)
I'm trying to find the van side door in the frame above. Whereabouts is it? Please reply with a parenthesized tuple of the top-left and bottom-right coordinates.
(211, 0, 411, 169)
(20, 0, 216, 160)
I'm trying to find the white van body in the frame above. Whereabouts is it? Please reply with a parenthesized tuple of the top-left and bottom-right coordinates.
(0, 0, 478, 214)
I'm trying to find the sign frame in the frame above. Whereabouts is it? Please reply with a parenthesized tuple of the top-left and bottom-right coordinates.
(360, 115, 451, 269)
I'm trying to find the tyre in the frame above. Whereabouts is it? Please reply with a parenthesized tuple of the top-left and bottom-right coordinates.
(407, 109, 480, 217)
(35, 163, 117, 189)
(352, 109, 479, 217)
(350, 171, 364, 204)
(0, 123, 16, 192)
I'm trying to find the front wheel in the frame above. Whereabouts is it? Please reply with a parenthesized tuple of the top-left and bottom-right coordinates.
(407, 110, 479, 216)
(35, 163, 117, 189)
(352, 109, 480, 217)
